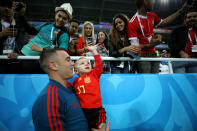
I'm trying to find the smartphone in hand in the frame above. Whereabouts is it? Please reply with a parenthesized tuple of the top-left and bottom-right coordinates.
(87, 37, 93, 43)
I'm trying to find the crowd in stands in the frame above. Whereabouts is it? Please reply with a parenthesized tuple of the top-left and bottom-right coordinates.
(0, 0, 197, 74)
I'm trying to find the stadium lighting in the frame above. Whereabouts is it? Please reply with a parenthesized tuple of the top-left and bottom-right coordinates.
(160, 0, 169, 5)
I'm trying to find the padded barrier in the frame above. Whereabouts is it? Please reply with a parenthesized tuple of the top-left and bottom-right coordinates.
(0, 74, 197, 131)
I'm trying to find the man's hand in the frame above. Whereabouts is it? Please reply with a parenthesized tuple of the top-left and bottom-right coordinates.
(97, 43, 105, 51)
(97, 44, 109, 54)
(150, 34, 162, 46)
(91, 121, 110, 131)
(70, 38, 78, 46)
(8, 53, 19, 59)
(179, 50, 190, 58)
(30, 44, 43, 52)
(87, 42, 94, 46)
(126, 45, 141, 54)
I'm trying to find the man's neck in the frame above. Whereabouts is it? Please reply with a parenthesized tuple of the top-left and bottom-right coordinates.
(137, 8, 147, 16)
(49, 74, 67, 88)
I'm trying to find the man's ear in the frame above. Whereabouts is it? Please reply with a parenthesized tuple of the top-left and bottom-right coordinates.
(74, 69, 79, 75)
(48, 61, 58, 71)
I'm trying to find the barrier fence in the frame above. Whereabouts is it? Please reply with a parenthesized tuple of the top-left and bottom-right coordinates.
(0, 74, 197, 131)
(1, 55, 197, 74)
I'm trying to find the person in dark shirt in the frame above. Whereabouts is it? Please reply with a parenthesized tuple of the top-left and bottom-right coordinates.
(169, 7, 197, 73)
(32, 48, 88, 131)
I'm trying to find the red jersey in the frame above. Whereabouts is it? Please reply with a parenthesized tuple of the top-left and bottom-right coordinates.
(73, 55, 103, 109)
(185, 28, 197, 57)
(128, 12, 162, 54)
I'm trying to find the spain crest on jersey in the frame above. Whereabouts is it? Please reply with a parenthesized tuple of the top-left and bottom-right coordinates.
(84, 76, 91, 83)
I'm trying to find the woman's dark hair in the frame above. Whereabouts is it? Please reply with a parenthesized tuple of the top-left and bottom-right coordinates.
(96, 30, 109, 49)
(110, 13, 129, 46)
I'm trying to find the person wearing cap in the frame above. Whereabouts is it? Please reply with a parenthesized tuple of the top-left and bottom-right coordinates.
(20, 3, 72, 56)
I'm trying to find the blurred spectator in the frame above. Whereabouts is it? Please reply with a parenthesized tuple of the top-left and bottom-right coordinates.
(77, 21, 95, 56)
(169, 7, 197, 73)
(0, 0, 28, 55)
(68, 18, 83, 56)
(160, 49, 170, 58)
(96, 31, 109, 56)
(21, 3, 72, 56)
(0, 0, 32, 73)
(128, 0, 188, 73)
(109, 13, 140, 73)
(95, 30, 110, 73)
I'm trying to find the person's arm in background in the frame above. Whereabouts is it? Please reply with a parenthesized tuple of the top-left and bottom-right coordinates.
(85, 45, 103, 77)
(77, 48, 86, 55)
(179, 50, 190, 58)
(159, 2, 188, 27)
(58, 32, 70, 50)
(139, 34, 162, 49)
(13, 2, 39, 35)
(109, 37, 140, 57)
(29, 44, 43, 52)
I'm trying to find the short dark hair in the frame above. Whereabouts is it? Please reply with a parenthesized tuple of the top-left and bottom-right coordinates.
(184, 7, 197, 19)
(69, 19, 80, 25)
(39, 48, 66, 73)
(0, 0, 12, 8)
(136, 0, 144, 9)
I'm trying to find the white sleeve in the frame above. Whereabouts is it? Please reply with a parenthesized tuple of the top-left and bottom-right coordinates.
(155, 19, 163, 28)
(129, 37, 139, 46)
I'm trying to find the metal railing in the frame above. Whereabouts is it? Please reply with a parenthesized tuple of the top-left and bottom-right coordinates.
(1, 55, 197, 74)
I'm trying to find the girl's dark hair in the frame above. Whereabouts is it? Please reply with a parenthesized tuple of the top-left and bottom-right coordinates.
(96, 30, 109, 49)
(110, 13, 129, 46)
